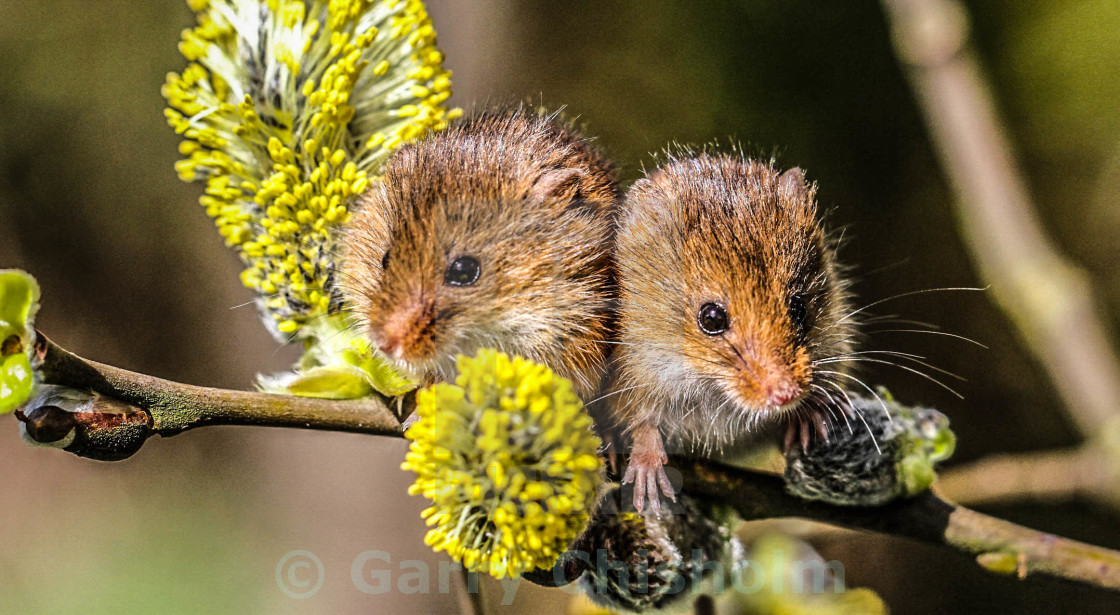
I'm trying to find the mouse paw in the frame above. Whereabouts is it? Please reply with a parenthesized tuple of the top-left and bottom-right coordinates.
(622, 453, 676, 513)
(783, 411, 832, 452)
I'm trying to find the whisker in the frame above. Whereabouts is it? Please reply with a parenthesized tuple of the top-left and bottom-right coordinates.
(833, 287, 986, 327)
(814, 370, 892, 426)
(586, 383, 650, 406)
(816, 349, 926, 361)
(722, 337, 761, 380)
(866, 328, 988, 349)
(850, 399, 882, 455)
(817, 378, 882, 454)
(821, 351, 967, 382)
(810, 383, 853, 434)
(858, 315, 940, 329)
(816, 357, 965, 398)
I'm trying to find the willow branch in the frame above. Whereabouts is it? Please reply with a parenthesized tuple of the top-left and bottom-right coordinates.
(880, 0, 1120, 437)
(681, 461, 1120, 591)
(17, 334, 1120, 592)
(937, 447, 1120, 507)
(17, 331, 401, 459)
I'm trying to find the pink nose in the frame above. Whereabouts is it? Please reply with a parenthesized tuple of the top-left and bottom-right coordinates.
(378, 338, 400, 357)
(377, 294, 436, 360)
(764, 379, 802, 407)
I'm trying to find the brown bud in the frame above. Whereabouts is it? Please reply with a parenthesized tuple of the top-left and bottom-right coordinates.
(16, 405, 76, 444)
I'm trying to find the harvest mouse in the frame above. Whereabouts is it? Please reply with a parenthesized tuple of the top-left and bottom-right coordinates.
(342, 108, 619, 404)
(610, 153, 855, 511)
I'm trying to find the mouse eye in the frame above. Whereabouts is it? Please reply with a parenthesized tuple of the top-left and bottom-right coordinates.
(381, 248, 391, 270)
(445, 255, 481, 287)
(789, 292, 808, 334)
(697, 302, 730, 335)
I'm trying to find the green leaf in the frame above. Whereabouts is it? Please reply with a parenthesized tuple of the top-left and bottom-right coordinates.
(284, 366, 375, 399)
(0, 269, 41, 414)
(262, 313, 418, 399)
(0, 269, 40, 330)
(348, 345, 418, 397)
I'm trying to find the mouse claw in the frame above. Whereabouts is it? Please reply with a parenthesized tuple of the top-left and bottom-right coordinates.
(623, 456, 675, 513)
(814, 413, 830, 441)
(401, 411, 420, 432)
(657, 465, 676, 502)
(783, 412, 831, 453)
(646, 473, 661, 513)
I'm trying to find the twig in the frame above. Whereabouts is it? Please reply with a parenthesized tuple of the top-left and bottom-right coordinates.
(19, 334, 1120, 593)
(456, 567, 485, 615)
(19, 331, 400, 459)
(682, 460, 1120, 591)
(938, 447, 1116, 507)
(879, 0, 1120, 437)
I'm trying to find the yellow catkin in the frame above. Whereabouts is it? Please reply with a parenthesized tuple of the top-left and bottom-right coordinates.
(162, 0, 459, 340)
(401, 350, 602, 579)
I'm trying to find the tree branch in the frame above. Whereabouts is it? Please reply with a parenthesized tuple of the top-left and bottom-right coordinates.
(880, 0, 1120, 514)
(681, 461, 1120, 590)
(880, 0, 1120, 438)
(17, 333, 1120, 593)
(16, 331, 401, 458)
(937, 447, 1119, 507)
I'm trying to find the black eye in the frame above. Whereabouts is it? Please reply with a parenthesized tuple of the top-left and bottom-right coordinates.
(445, 256, 481, 286)
(381, 248, 391, 270)
(697, 303, 730, 335)
(789, 293, 808, 333)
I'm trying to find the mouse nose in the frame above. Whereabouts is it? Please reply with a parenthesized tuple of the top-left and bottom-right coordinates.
(378, 338, 401, 357)
(730, 339, 810, 408)
(378, 294, 437, 360)
(763, 377, 802, 407)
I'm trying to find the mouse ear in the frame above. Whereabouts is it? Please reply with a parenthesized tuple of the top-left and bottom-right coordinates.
(778, 167, 808, 198)
(529, 167, 583, 203)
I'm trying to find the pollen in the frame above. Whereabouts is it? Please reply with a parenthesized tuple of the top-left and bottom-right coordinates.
(162, 0, 459, 340)
(401, 350, 602, 579)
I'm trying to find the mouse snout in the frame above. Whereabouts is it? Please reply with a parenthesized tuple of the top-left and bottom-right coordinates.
(377, 294, 437, 361)
(761, 376, 802, 407)
(727, 339, 811, 409)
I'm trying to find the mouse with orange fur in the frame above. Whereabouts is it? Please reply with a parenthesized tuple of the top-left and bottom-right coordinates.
(611, 153, 856, 512)
(341, 108, 619, 405)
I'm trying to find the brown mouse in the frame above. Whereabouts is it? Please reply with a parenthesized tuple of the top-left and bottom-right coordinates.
(341, 107, 619, 403)
(609, 153, 855, 511)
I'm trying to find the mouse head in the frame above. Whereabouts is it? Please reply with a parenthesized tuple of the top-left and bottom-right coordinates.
(617, 154, 853, 420)
(342, 110, 618, 391)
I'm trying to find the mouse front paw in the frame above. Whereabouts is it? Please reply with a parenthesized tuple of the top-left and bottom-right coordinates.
(783, 410, 832, 452)
(622, 453, 676, 513)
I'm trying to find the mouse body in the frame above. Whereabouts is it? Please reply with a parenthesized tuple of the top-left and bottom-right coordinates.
(610, 153, 855, 511)
(342, 108, 620, 402)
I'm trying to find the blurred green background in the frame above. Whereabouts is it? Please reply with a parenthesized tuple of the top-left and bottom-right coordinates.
(3, 0, 1120, 613)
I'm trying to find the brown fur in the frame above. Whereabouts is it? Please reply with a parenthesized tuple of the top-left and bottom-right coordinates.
(611, 154, 854, 453)
(342, 108, 620, 400)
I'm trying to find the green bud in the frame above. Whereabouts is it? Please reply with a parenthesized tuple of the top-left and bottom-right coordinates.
(0, 270, 40, 414)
